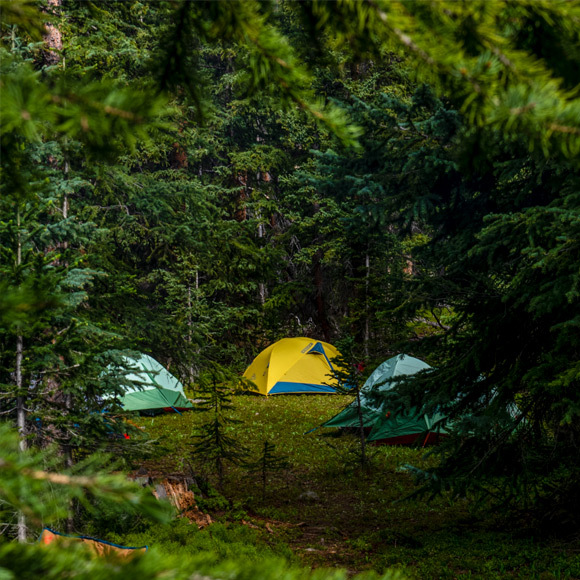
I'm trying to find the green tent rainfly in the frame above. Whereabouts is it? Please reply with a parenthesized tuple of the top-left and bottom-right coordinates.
(323, 354, 431, 428)
(322, 354, 448, 445)
(114, 353, 193, 413)
(367, 405, 448, 445)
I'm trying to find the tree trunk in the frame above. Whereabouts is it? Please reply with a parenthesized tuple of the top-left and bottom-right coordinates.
(262, 462, 267, 502)
(364, 252, 370, 359)
(64, 393, 74, 533)
(16, 334, 27, 542)
(258, 220, 266, 305)
(355, 388, 367, 470)
(313, 249, 331, 342)
(62, 155, 74, 532)
(17, 512, 26, 544)
(45, 2, 75, 518)
(187, 282, 192, 340)
(16, 206, 25, 451)
(186, 274, 199, 385)
(16, 207, 27, 542)
(43, 0, 62, 67)
(170, 120, 188, 169)
(234, 172, 248, 222)
(16, 337, 25, 451)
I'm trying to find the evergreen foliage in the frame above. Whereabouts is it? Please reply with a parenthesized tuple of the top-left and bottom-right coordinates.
(244, 440, 290, 501)
(282, 0, 580, 522)
(2, 0, 580, 561)
(0, 424, 406, 580)
(0, 424, 167, 540)
(191, 366, 249, 489)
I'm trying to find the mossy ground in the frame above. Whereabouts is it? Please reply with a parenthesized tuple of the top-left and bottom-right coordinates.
(131, 394, 580, 579)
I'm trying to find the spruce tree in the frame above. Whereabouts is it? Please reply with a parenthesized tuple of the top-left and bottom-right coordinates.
(244, 440, 290, 501)
(190, 365, 249, 490)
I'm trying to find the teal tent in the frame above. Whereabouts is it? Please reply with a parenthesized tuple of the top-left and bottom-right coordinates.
(322, 354, 448, 445)
(322, 354, 431, 429)
(366, 406, 449, 445)
(112, 354, 193, 413)
(366, 395, 523, 445)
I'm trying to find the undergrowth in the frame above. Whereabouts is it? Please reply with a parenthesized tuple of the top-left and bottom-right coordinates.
(123, 394, 580, 579)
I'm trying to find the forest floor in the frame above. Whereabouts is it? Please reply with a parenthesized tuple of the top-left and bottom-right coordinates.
(134, 394, 580, 579)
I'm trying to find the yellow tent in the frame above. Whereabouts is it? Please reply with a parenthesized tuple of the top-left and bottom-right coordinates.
(243, 337, 342, 395)
(39, 528, 147, 558)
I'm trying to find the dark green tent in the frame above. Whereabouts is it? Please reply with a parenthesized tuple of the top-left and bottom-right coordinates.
(366, 406, 449, 445)
(322, 354, 448, 445)
(322, 354, 431, 429)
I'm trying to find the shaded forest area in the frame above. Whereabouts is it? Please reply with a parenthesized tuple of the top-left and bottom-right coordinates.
(2, 1, 580, 578)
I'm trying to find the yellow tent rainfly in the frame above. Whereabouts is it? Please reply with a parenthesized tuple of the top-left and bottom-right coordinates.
(243, 337, 342, 395)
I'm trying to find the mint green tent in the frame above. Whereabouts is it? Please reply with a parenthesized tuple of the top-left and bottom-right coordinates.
(322, 354, 431, 429)
(114, 354, 193, 413)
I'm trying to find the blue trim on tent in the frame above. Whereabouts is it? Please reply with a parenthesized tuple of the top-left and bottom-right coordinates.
(307, 342, 335, 372)
(171, 406, 182, 415)
(269, 381, 336, 394)
(39, 527, 148, 551)
(307, 342, 325, 355)
(320, 345, 336, 372)
(307, 341, 342, 390)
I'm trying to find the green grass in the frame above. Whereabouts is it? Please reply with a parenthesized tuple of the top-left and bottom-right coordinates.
(129, 394, 580, 579)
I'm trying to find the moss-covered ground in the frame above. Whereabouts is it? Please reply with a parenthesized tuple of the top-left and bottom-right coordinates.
(128, 394, 580, 579)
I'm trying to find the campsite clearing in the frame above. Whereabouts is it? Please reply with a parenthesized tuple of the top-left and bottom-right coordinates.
(132, 394, 580, 579)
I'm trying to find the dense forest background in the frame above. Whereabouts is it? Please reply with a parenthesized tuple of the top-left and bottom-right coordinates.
(2, 1, 580, 578)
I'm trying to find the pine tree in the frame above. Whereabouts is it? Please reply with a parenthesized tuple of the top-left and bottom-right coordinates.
(303, 1, 580, 520)
(244, 440, 290, 501)
(190, 366, 249, 490)
(1, 0, 168, 479)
